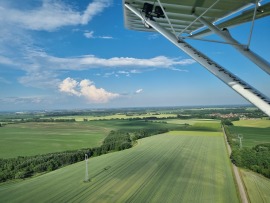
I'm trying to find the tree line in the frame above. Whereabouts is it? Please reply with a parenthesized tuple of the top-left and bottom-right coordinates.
(230, 144, 270, 178)
(0, 128, 169, 183)
(224, 126, 270, 178)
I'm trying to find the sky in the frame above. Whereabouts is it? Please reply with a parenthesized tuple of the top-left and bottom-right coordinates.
(0, 0, 269, 111)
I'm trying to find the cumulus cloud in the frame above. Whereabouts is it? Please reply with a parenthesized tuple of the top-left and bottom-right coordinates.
(58, 77, 80, 96)
(79, 79, 119, 103)
(59, 77, 120, 103)
(0, 0, 111, 31)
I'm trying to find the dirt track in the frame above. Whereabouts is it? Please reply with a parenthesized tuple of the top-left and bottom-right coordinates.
(223, 126, 249, 203)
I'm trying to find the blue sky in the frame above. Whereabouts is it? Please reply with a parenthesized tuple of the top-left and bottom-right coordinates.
(0, 0, 269, 111)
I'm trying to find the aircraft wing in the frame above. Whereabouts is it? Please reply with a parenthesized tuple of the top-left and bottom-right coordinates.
(192, 2, 270, 37)
(123, 0, 270, 36)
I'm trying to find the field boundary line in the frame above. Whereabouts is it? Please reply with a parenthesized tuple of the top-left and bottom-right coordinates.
(222, 126, 249, 203)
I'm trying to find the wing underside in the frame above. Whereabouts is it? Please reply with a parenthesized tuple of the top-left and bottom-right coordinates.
(123, 0, 270, 37)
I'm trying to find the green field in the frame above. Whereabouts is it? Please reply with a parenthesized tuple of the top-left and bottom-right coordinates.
(228, 126, 270, 148)
(229, 119, 270, 202)
(233, 120, 270, 128)
(52, 113, 177, 121)
(0, 120, 182, 158)
(228, 120, 270, 148)
(165, 118, 220, 125)
(0, 131, 239, 203)
(0, 122, 110, 158)
(241, 169, 270, 203)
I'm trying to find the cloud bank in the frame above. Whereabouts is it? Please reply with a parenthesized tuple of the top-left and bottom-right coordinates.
(59, 77, 120, 103)
(5, 50, 194, 88)
(44, 52, 195, 70)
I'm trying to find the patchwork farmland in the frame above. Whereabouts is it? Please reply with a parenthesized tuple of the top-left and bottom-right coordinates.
(0, 131, 239, 203)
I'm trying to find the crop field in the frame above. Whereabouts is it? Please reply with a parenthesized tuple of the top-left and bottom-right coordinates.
(228, 126, 270, 148)
(0, 122, 110, 158)
(0, 120, 181, 158)
(164, 118, 220, 125)
(0, 131, 239, 203)
(227, 126, 270, 148)
(233, 120, 270, 128)
(241, 169, 270, 203)
(88, 119, 182, 130)
(190, 122, 221, 131)
(52, 113, 177, 121)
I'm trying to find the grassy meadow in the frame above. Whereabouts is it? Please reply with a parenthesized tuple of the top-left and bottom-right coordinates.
(0, 131, 239, 203)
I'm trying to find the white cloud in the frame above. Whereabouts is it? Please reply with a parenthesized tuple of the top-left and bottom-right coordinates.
(114, 69, 141, 77)
(59, 77, 120, 103)
(0, 55, 17, 66)
(18, 68, 61, 88)
(104, 72, 115, 77)
(118, 71, 130, 77)
(58, 77, 80, 96)
(79, 79, 120, 103)
(130, 70, 141, 74)
(84, 31, 95, 39)
(81, 0, 111, 25)
(4, 49, 195, 87)
(118, 71, 129, 74)
(135, 89, 143, 94)
(23, 51, 195, 70)
(99, 36, 113, 39)
(171, 68, 189, 72)
(84, 30, 113, 39)
(0, 0, 112, 31)
(75, 55, 195, 68)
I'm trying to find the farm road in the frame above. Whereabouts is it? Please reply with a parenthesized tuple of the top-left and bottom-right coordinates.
(223, 126, 249, 203)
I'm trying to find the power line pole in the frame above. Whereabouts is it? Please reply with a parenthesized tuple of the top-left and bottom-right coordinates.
(85, 154, 89, 182)
(238, 134, 243, 149)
